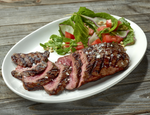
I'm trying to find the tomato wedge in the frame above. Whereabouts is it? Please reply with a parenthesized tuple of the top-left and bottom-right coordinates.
(97, 26, 108, 32)
(116, 36, 123, 43)
(65, 31, 75, 39)
(91, 39, 102, 45)
(106, 19, 112, 28)
(75, 42, 84, 50)
(102, 33, 123, 43)
(88, 28, 94, 35)
(102, 34, 116, 43)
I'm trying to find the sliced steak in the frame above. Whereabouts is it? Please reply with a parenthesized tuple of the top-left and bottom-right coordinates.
(57, 55, 72, 66)
(65, 52, 82, 90)
(57, 52, 83, 90)
(22, 61, 59, 91)
(11, 61, 48, 80)
(11, 51, 50, 67)
(44, 63, 72, 95)
(77, 46, 96, 87)
(78, 43, 129, 87)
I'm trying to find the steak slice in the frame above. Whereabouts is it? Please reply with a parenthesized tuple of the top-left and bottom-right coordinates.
(44, 63, 72, 95)
(57, 52, 83, 90)
(57, 55, 72, 66)
(78, 43, 129, 87)
(77, 46, 96, 87)
(11, 51, 50, 67)
(22, 61, 59, 91)
(11, 61, 48, 80)
(65, 52, 82, 90)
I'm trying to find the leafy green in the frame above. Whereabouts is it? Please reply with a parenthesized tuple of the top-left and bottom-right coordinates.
(40, 7, 135, 55)
(95, 13, 118, 32)
(40, 34, 78, 55)
(75, 7, 118, 32)
(56, 47, 70, 55)
(80, 15, 106, 31)
(73, 14, 89, 47)
(118, 17, 132, 31)
(59, 18, 75, 37)
(117, 17, 135, 45)
(123, 31, 135, 46)
(97, 28, 109, 40)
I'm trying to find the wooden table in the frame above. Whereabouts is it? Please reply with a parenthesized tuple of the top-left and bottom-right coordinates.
(0, 0, 150, 114)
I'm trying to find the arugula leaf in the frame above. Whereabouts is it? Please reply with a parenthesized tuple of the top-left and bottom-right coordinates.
(62, 37, 73, 42)
(40, 43, 48, 50)
(56, 47, 70, 55)
(40, 34, 79, 55)
(51, 34, 63, 42)
(71, 47, 76, 52)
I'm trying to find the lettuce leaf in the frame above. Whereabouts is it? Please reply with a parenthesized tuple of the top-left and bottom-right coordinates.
(118, 17, 132, 30)
(117, 17, 135, 45)
(75, 7, 118, 32)
(59, 18, 75, 37)
(73, 14, 89, 47)
(123, 31, 135, 46)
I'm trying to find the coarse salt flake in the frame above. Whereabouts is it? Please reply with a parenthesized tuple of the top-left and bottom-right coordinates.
(96, 54, 100, 58)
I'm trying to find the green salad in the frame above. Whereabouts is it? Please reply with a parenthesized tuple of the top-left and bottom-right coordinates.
(40, 7, 135, 55)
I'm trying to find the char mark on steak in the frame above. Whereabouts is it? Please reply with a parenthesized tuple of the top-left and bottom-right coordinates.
(77, 46, 96, 87)
(65, 52, 82, 90)
(11, 51, 50, 67)
(10, 43, 129, 95)
(22, 61, 60, 91)
(11, 61, 48, 80)
(78, 43, 129, 87)
(57, 53, 83, 90)
(44, 63, 72, 95)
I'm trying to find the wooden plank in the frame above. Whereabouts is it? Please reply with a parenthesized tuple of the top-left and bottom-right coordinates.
(0, 1, 150, 26)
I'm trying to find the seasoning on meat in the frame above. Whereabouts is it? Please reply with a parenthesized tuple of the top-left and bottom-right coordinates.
(11, 43, 129, 95)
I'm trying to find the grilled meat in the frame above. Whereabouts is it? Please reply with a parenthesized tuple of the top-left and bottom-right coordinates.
(11, 51, 50, 67)
(22, 61, 59, 91)
(57, 53, 83, 90)
(44, 63, 72, 95)
(11, 61, 48, 80)
(78, 43, 129, 87)
(11, 43, 129, 95)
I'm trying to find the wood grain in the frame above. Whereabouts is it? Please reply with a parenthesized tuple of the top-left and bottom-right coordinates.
(0, 0, 150, 114)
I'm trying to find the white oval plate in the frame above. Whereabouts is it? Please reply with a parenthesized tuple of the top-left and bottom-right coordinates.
(2, 15, 147, 103)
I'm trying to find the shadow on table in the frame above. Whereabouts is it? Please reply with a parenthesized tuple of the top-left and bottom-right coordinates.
(28, 55, 148, 115)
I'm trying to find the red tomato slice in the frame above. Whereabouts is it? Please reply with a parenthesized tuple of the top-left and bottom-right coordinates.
(106, 19, 112, 28)
(102, 34, 117, 43)
(114, 21, 122, 31)
(97, 26, 108, 32)
(91, 39, 102, 45)
(65, 31, 75, 39)
(116, 36, 123, 43)
(75, 42, 84, 50)
(89, 28, 94, 35)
